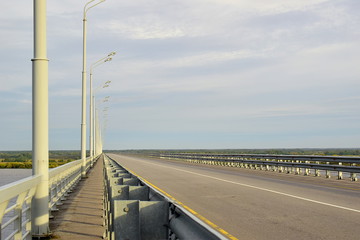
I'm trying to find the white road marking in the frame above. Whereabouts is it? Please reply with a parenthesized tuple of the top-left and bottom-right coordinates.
(124, 156, 360, 214)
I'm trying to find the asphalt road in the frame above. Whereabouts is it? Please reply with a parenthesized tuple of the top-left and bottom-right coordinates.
(107, 153, 360, 240)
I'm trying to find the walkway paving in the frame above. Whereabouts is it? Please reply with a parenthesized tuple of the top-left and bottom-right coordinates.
(50, 157, 104, 239)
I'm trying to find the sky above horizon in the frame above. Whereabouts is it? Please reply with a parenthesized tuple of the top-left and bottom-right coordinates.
(0, 0, 359, 150)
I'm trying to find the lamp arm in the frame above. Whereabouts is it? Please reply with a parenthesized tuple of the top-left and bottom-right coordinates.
(84, 0, 106, 20)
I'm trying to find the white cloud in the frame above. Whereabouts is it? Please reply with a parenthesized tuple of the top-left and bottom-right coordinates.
(51, 88, 81, 97)
(126, 49, 269, 69)
(165, 50, 268, 67)
(106, 20, 186, 40)
(205, 0, 331, 14)
(0, 2, 32, 19)
(18, 99, 31, 105)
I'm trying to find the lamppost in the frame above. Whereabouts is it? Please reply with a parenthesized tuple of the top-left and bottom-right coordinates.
(89, 52, 115, 166)
(95, 108, 102, 156)
(102, 108, 109, 149)
(32, 0, 50, 236)
(94, 96, 110, 155)
(92, 84, 111, 159)
(81, 0, 105, 177)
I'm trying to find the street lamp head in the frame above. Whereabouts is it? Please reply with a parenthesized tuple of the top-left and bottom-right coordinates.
(103, 84, 109, 88)
(103, 96, 110, 102)
(108, 51, 116, 56)
(104, 57, 112, 62)
(105, 81, 111, 84)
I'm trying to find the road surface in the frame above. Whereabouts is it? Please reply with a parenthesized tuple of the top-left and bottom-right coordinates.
(108, 153, 360, 240)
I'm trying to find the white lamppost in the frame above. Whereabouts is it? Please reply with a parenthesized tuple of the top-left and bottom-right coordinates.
(95, 108, 102, 155)
(92, 81, 111, 159)
(32, 0, 50, 236)
(81, 0, 105, 177)
(89, 52, 115, 166)
(102, 108, 109, 150)
(94, 96, 110, 155)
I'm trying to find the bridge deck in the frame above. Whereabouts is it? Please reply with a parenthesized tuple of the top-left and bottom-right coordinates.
(50, 157, 104, 239)
(108, 153, 360, 240)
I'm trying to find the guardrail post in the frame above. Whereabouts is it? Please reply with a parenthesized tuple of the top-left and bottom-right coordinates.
(259, 162, 264, 170)
(350, 172, 357, 181)
(314, 162, 320, 177)
(286, 161, 291, 174)
(350, 163, 357, 181)
(278, 160, 284, 173)
(337, 162, 343, 180)
(271, 160, 276, 171)
(265, 159, 270, 171)
(295, 161, 300, 175)
(304, 161, 310, 176)
(325, 162, 331, 178)
(113, 200, 140, 240)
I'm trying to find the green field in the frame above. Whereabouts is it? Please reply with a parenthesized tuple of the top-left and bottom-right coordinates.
(0, 151, 82, 168)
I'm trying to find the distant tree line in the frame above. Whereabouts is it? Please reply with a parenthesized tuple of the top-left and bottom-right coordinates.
(0, 151, 82, 168)
(106, 148, 360, 156)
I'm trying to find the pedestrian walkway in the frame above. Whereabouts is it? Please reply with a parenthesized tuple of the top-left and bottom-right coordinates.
(50, 157, 104, 239)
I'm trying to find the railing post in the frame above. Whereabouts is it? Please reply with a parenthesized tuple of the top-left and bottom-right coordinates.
(286, 160, 291, 174)
(32, 0, 50, 237)
(338, 162, 343, 180)
(278, 160, 284, 173)
(295, 160, 300, 175)
(315, 162, 320, 177)
(350, 163, 357, 181)
(14, 192, 27, 239)
(325, 162, 331, 178)
(304, 161, 310, 176)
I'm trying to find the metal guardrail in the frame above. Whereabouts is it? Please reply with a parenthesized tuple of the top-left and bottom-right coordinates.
(0, 156, 96, 240)
(104, 155, 228, 240)
(155, 153, 360, 181)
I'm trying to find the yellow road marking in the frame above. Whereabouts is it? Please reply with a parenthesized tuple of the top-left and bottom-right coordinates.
(125, 168, 239, 240)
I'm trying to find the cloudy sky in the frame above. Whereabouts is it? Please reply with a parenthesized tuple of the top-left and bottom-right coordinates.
(0, 0, 359, 150)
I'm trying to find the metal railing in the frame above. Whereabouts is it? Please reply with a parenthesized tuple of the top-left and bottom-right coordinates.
(0, 156, 96, 240)
(155, 153, 360, 181)
(0, 175, 40, 240)
(103, 155, 228, 240)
